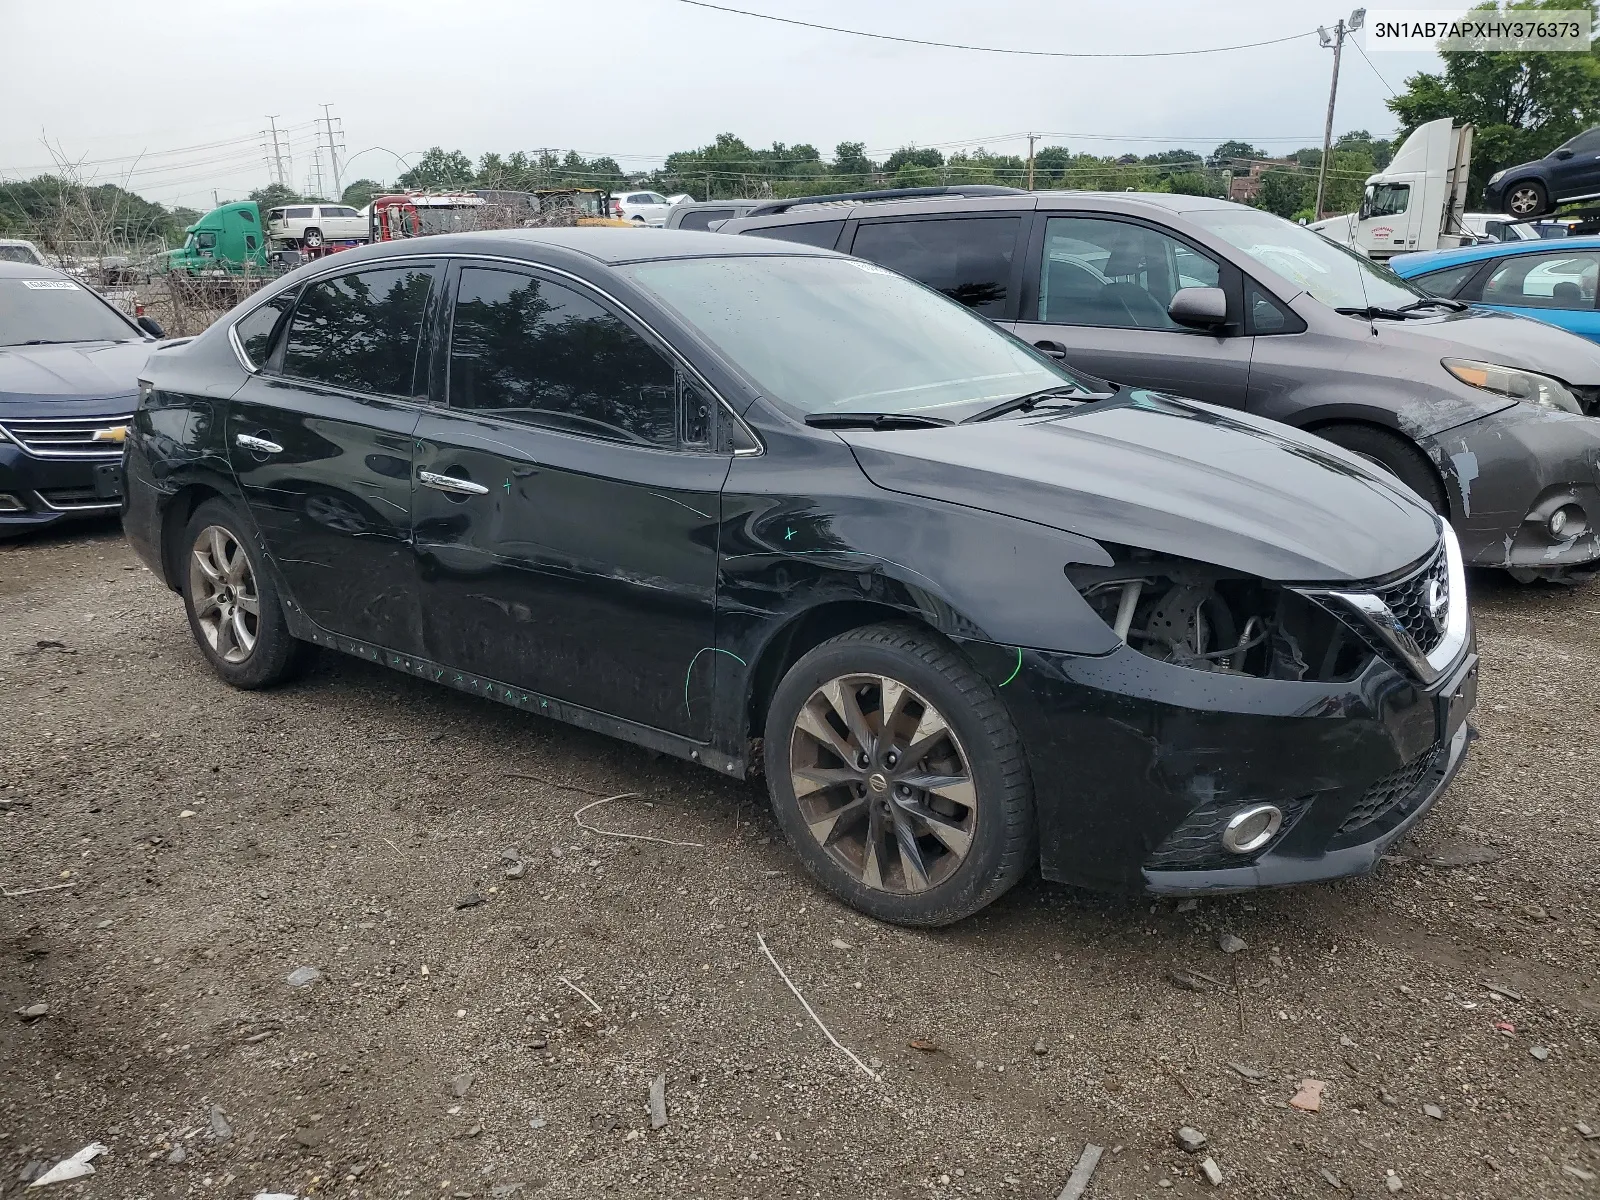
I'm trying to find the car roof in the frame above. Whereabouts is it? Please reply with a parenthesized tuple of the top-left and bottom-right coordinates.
(0, 259, 67, 280)
(321, 227, 845, 268)
(726, 189, 1249, 227)
(1390, 235, 1600, 274)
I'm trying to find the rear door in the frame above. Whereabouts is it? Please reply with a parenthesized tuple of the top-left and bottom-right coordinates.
(228, 260, 439, 651)
(410, 261, 728, 739)
(1467, 249, 1600, 341)
(1010, 213, 1254, 406)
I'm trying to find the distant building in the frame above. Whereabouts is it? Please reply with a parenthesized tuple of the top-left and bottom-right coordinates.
(1225, 158, 1299, 204)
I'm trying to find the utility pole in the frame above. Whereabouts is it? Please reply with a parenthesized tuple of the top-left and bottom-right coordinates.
(1027, 133, 1037, 191)
(1314, 8, 1365, 220)
(266, 115, 287, 187)
(320, 103, 344, 197)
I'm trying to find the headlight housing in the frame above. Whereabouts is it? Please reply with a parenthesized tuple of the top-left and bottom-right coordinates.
(1489, 169, 1506, 184)
(1443, 358, 1584, 414)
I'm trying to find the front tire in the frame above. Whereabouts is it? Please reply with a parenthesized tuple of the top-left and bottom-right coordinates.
(763, 623, 1036, 926)
(1315, 423, 1448, 515)
(1504, 179, 1548, 218)
(181, 498, 310, 689)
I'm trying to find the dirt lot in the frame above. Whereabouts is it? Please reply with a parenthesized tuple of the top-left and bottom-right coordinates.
(1, 520, 1596, 1200)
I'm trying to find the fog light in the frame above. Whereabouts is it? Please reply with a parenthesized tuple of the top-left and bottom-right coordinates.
(1548, 504, 1587, 539)
(0, 493, 25, 513)
(1221, 804, 1283, 854)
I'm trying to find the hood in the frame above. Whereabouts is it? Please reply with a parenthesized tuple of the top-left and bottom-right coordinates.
(0, 340, 155, 416)
(841, 391, 1440, 583)
(1370, 305, 1600, 387)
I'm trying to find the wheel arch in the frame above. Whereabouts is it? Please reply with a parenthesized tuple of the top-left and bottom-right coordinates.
(742, 599, 927, 748)
(1301, 416, 1452, 516)
(158, 482, 229, 591)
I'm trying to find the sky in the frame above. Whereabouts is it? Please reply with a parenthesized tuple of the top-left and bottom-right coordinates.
(0, 0, 1458, 210)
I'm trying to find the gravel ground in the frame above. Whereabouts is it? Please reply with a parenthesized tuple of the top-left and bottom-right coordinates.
(1, 520, 1596, 1200)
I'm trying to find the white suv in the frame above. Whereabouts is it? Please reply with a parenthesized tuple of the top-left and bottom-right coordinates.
(265, 204, 368, 248)
(609, 191, 672, 226)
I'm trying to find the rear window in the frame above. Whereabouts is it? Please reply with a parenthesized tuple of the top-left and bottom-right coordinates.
(678, 208, 734, 231)
(741, 221, 844, 250)
(1408, 262, 1481, 297)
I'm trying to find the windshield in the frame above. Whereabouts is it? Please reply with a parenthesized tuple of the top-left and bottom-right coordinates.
(0, 277, 137, 346)
(619, 255, 1088, 417)
(1189, 207, 1427, 310)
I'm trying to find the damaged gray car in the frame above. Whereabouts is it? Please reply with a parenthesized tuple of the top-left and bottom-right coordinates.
(725, 192, 1600, 582)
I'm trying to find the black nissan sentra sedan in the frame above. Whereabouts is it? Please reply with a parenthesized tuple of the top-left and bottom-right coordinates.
(1, 261, 167, 536)
(123, 229, 1477, 926)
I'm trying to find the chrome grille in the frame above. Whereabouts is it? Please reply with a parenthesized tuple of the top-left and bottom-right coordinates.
(0, 413, 132, 459)
(1376, 546, 1449, 655)
(1337, 746, 1439, 836)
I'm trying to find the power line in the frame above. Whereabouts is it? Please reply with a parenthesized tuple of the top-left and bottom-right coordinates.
(1350, 36, 1397, 96)
(675, 0, 1319, 58)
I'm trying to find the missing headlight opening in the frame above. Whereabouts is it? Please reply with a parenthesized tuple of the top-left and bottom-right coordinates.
(1068, 550, 1374, 682)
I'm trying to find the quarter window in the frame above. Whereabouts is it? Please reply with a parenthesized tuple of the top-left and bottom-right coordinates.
(234, 291, 296, 368)
(850, 217, 1020, 316)
(1482, 252, 1599, 309)
(282, 265, 435, 396)
(678, 208, 733, 231)
(447, 267, 681, 447)
(742, 221, 843, 249)
(1036, 217, 1221, 330)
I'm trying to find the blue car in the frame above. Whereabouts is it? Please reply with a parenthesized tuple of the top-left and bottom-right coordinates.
(0, 261, 168, 537)
(1390, 237, 1600, 344)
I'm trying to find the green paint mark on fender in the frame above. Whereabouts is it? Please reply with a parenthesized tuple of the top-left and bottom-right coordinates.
(683, 646, 749, 716)
(999, 647, 1023, 688)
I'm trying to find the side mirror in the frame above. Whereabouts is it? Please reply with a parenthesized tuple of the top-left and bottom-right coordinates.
(1556, 148, 1574, 160)
(1168, 287, 1229, 330)
(137, 315, 165, 339)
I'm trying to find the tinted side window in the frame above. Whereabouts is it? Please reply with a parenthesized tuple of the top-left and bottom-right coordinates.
(282, 266, 435, 396)
(1246, 284, 1302, 334)
(1482, 252, 1599, 309)
(679, 208, 733, 231)
(234, 292, 297, 368)
(1410, 262, 1480, 297)
(1037, 216, 1222, 330)
(742, 221, 844, 249)
(447, 268, 678, 447)
(286, 206, 314, 219)
(850, 217, 1020, 316)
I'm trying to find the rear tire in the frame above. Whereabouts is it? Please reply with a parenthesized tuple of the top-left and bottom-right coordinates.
(181, 498, 311, 689)
(302, 227, 324, 248)
(1504, 179, 1548, 219)
(763, 623, 1036, 926)
(1315, 423, 1448, 515)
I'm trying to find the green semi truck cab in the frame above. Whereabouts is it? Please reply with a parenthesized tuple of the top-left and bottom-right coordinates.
(161, 201, 269, 273)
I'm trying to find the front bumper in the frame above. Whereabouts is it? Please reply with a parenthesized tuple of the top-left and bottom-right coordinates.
(0, 442, 124, 538)
(1422, 406, 1600, 572)
(985, 635, 1476, 895)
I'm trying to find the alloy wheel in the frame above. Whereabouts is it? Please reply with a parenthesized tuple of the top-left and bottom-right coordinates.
(1508, 187, 1541, 216)
(189, 525, 260, 664)
(788, 673, 977, 894)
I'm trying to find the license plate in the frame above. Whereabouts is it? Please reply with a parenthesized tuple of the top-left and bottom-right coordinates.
(93, 463, 123, 500)
(1439, 654, 1478, 743)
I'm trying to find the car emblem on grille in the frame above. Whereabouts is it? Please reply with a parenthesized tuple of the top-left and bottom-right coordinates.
(1426, 577, 1448, 631)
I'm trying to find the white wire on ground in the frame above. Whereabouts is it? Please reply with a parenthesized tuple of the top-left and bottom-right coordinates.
(558, 975, 603, 1015)
(572, 792, 705, 848)
(756, 932, 881, 1082)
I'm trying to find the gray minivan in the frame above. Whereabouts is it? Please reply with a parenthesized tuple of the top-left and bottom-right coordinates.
(724, 190, 1600, 581)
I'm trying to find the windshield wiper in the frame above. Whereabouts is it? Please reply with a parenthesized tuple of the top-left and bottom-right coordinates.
(961, 385, 1083, 424)
(1334, 305, 1415, 321)
(804, 411, 954, 430)
(1397, 296, 1469, 313)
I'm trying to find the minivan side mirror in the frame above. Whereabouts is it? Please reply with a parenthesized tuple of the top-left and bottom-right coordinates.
(137, 315, 166, 339)
(1168, 287, 1229, 329)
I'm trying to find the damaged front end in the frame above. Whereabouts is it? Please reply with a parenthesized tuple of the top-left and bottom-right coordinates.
(1006, 525, 1476, 894)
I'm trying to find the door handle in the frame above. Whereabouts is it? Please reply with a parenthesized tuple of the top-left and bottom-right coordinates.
(418, 469, 489, 496)
(235, 433, 283, 454)
(1033, 340, 1069, 359)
